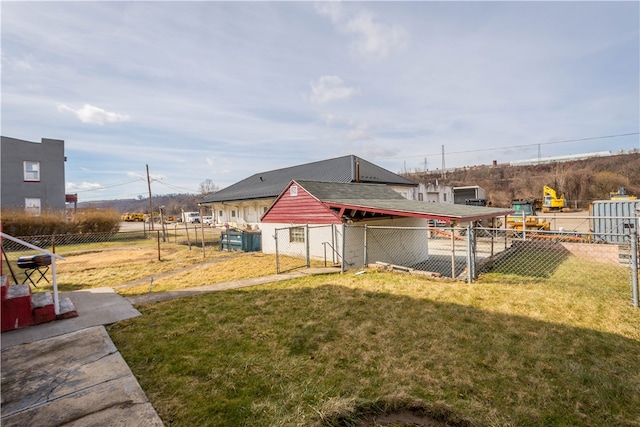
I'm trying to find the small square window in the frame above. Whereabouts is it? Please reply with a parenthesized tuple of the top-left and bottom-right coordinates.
(219, 210, 223, 218)
(25, 198, 41, 216)
(290, 185, 298, 197)
(24, 161, 40, 181)
(231, 210, 237, 218)
(289, 227, 305, 243)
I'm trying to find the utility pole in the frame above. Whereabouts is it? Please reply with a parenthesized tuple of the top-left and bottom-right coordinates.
(146, 164, 154, 231)
(441, 145, 446, 178)
(538, 143, 541, 164)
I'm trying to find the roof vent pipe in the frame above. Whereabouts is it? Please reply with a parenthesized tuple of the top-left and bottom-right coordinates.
(355, 158, 360, 183)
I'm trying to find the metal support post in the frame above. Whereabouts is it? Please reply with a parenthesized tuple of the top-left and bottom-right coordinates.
(466, 223, 474, 283)
(363, 224, 368, 267)
(341, 223, 346, 274)
(305, 225, 310, 267)
(631, 231, 638, 308)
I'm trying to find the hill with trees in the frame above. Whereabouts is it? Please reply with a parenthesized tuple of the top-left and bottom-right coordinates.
(81, 151, 639, 214)
(78, 193, 206, 216)
(402, 151, 640, 209)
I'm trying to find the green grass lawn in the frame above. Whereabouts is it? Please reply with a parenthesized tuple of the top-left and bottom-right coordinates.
(108, 256, 640, 426)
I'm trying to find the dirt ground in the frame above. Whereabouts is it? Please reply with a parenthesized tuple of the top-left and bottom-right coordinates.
(533, 209, 592, 232)
(358, 411, 456, 426)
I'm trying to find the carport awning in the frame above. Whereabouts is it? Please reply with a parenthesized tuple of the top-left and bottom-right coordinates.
(323, 198, 514, 223)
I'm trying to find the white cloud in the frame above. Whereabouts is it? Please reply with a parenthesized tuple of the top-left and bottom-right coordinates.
(316, 3, 408, 60)
(66, 182, 103, 192)
(345, 11, 408, 60)
(57, 103, 130, 125)
(127, 171, 164, 181)
(346, 121, 373, 141)
(314, 1, 343, 24)
(353, 144, 400, 159)
(320, 113, 338, 125)
(309, 75, 359, 105)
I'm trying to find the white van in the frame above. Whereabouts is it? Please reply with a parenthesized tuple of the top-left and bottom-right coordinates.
(182, 212, 201, 223)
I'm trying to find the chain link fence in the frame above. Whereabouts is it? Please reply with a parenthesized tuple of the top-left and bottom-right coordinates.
(273, 219, 639, 305)
(274, 225, 336, 273)
(1, 226, 224, 285)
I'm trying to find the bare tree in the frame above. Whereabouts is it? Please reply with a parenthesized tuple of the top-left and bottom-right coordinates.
(199, 179, 219, 195)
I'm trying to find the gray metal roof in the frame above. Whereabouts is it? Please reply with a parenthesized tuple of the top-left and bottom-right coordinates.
(200, 155, 416, 204)
(293, 180, 513, 222)
(294, 180, 407, 201)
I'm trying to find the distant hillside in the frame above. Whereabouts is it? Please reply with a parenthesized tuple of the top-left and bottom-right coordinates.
(78, 193, 205, 216)
(81, 152, 639, 214)
(402, 151, 640, 209)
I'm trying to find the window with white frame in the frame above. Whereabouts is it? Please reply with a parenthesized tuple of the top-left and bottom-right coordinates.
(231, 210, 237, 218)
(289, 227, 305, 243)
(219, 210, 223, 218)
(25, 198, 41, 215)
(263, 206, 268, 213)
(24, 161, 40, 181)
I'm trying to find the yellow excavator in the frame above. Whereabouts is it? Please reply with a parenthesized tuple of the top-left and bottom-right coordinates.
(542, 185, 570, 213)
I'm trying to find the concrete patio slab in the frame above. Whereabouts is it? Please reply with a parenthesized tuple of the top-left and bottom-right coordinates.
(1, 287, 140, 350)
(1, 326, 163, 426)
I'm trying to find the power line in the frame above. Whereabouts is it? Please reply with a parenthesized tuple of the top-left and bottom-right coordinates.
(395, 132, 640, 160)
(73, 179, 141, 193)
(154, 180, 198, 194)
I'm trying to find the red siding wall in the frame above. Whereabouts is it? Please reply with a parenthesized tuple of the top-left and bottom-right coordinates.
(262, 184, 342, 224)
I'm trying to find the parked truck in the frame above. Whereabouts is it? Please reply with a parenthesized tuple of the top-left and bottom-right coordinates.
(182, 211, 201, 223)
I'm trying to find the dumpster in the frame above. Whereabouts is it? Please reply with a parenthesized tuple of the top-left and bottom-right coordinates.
(589, 199, 640, 243)
(220, 229, 262, 252)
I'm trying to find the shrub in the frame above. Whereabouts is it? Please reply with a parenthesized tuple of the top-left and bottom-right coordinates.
(0, 207, 120, 236)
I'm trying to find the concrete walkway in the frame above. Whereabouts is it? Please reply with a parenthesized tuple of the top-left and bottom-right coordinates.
(1, 267, 341, 427)
(126, 267, 340, 305)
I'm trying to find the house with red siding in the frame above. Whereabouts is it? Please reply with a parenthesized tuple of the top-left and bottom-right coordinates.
(260, 180, 513, 270)
(199, 155, 416, 229)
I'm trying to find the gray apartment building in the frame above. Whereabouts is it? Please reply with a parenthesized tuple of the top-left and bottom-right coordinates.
(1, 136, 67, 213)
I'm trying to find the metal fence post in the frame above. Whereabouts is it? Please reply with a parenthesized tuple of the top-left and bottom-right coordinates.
(466, 223, 473, 283)
(631, 231, 638, 308)
(363, 224, 368, 267)
(305, 225, 310, 268)
(51, 257, 60, 315)
(451, 225, 456, 279)
(274, 231, 280, 274)
(341, 223, 346, 274)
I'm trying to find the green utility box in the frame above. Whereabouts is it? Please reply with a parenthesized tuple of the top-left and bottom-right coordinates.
(220, 229, 262, 252)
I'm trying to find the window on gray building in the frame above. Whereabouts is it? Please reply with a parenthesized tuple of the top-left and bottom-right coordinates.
(25, 198, 41, 215)
(24, 161, 40, 181)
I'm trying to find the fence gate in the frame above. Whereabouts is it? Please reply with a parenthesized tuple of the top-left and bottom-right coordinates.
(274, 225, 309, 274)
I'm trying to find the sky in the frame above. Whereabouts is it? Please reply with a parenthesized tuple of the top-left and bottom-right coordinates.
(2, 1, 639, 202)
